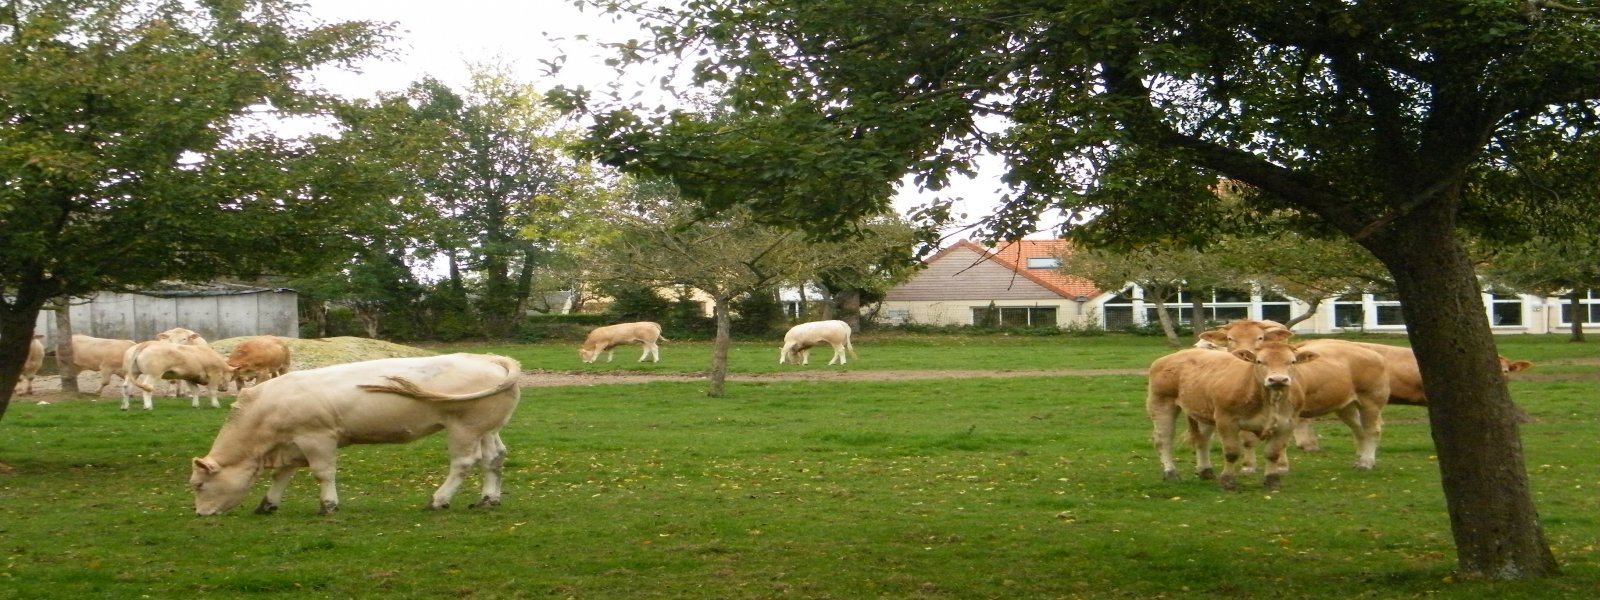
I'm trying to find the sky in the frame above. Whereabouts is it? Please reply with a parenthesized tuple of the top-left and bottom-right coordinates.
(297, 1, 1037, 239)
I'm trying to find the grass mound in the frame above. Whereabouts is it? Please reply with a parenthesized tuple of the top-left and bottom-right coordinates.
(209, 336, 435, 371)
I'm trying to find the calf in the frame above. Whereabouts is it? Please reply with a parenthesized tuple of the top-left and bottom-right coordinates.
(1150, 340, 1318, 491)
(779, 320, 856, 366)
(121, 342, 233, 410)
(579, 321, 666, 363)
(190, 353, 522, 516)
(227, 336, 292, 390)
(68, 335, 137, 395)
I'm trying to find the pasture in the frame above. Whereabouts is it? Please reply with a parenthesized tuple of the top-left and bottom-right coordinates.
(1, 333, 1595, 598)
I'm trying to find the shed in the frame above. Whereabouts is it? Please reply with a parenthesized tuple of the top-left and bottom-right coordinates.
(32, 282, 299, 346)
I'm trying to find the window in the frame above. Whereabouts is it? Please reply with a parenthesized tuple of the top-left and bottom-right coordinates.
(1372, 293, 1405, 326)
(1559, 289, 1600, 326)
(972, 306, 1058, 328)
(1101, 292, 1135, 329)
(1486, 293, 1524, 327)
(1333, 294, 1365, 329)
(1260, 292, 1293, 323)
(1026, 257, 1061, 269)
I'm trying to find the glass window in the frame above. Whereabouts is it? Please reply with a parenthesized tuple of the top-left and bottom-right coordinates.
(1104, 305, 1134, 329)
(1212, 306, 1249, 320)
(1375, 304, 1406, 325)
(1213, 288, 1252, 303)
(975, 306, 1057, 328)
(1026, 257, 1061, 269)
(1333, 294, 1365, 328)
(1261, 303, 1292, 323)
(1487, 294, 1524, 327)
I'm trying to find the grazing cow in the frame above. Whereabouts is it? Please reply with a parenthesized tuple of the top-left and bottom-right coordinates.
(17, 335, 44, 395)
(189, 353, 522, 516)
(1149, 339, 1318, 491)
(121, 342, 233, 410)
(1196, 319, 1290, 352)
(227, 336, 293, 390)
(68, 335, 137, 395)
(779, 320, 856, 366)
(153, 327, 212, 397)
(579, 321, 666, 363)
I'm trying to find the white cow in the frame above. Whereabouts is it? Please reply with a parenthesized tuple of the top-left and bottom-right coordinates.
(190, 353, 523, 516)
(67, 334, 137, 395)
(579, 321, 666, 363)
(121, 342, 233, 410)
(779, 320, 856, 366)
(17, 334, 44, 395)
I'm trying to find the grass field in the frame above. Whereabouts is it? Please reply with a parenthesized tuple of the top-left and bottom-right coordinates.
(1, 333, 1595, 598)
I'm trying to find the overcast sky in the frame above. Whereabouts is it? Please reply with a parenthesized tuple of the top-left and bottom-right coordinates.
(298, 1, 1039, 238)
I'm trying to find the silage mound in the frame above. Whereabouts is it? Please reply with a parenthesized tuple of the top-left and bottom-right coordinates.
(210, 336, 436, 372)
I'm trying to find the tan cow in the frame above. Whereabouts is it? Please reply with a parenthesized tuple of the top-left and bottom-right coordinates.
(579, 321, 666, 363)
(1149, 339, 1318, 491)
(153, 327, 212, 397)
(121, 342, 233, 410)
(189, 353, 522, 516)
(779, 320, 856, 365)
(17, 334, 44, 395)
(227, 336, 292, 390)
(1299, 340, 1531, 406)
(67, 334, 137, 395)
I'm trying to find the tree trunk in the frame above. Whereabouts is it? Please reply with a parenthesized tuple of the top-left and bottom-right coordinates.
(834, 288, 862, 332)
(1283, 296, 1328, 329)
(52, 301, 80, 394)
(1369, 207, 1558, 579)
(708, 296, 732, 397)
(1566, 289, 1586, 343)
(1188, 289, 1206, 337)
(0, 304, 46, 423)
(1148, 297, 1180, 348)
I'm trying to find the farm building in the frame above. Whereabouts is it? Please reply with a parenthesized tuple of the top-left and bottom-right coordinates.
(875, 239, 1597, 335)
(29, 282, 298, 347)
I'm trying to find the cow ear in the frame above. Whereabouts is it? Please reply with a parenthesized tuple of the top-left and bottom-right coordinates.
(1199, 331, 1227, 344)
(1296, 350, 1320, 363)
(193, 457, 221, 474)
(1264, 329, 1293, 342)
(1231, 349, 1256, 362)
(1508, 360, 1533, 372)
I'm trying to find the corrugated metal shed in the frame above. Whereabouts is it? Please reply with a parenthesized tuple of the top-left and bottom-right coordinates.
(32, 282, 298, 345)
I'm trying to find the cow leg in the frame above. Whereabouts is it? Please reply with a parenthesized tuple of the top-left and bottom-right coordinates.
(1336, 404, 1382, 470)
(207, 382, 221, 409)
(604, 348, 615, 363)
(430, 429, 486, 510)
(1293, 417, 1322, 452)
(296, 439, 340, 515)
(828, 343, 846, 365)
(1189, 418, 1217, 480)
(1147, 395, 1184, 481)
(469, 433, 509, 509)
(255, 466, 297, 514)
(1215, 421, 1245, 491)
(800, 348, 811, 365)
(189, 382, 202, 409)
(1261, 427, 1295, 491)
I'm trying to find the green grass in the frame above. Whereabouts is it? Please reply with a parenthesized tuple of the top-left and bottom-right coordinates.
(1, 334, 1596, 599)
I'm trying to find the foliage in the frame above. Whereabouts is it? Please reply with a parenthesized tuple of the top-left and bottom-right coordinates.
(0, 0, 393, 421)
(598, 280, 674, 323)
(730, 287, 784, 336)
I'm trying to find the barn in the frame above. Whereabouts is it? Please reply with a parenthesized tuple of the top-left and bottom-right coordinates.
(31, 282, 299, 347)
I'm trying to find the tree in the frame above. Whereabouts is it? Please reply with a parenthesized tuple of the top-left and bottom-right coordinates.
(0, 0, 392, 422)
(1056, 246, 1238, 346)
(404, 68, 611, 337)
(593, 179, 916, 396)
(567, 0, 1600, 578)
(1214, 233, 1394, 329)
(1482, 236, 1600, 342)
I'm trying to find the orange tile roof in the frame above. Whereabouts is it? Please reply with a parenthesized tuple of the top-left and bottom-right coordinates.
(928, 239, 1105, 300)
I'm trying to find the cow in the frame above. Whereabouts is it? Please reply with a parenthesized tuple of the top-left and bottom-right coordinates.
(153, 327, 212, 398)
(67, 335, 137, 395)
(227, 336, 293, 390)
(121, 342, 233, 410)
(189, 353, 522, 516)
(1149, 339, 1319, 491)
(779, 320, 856, 366)
(1298, 339, 1531, 406)
(579, 321, 666, 364)
(16, 334, 44, 395)
(1196, 319, 1290, 352)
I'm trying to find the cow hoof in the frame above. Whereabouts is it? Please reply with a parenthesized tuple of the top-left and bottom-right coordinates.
(1197, 468, 1215, 481)
(1162, 471, 1181, 482)
(1353, 462, 1374, 471)
(469, 496, 500, 509)
(424, 502, 448, 511)
(254, 500, 279, 515)
(319, 501, 338, 516)
(1263, 474, 1283, 491)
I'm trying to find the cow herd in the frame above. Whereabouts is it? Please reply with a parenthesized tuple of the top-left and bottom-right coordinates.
(1148, 319, 1533, 492)
(8, 316, 1533, 516)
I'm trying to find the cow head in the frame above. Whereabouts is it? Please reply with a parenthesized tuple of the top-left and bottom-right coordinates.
(1498, 356, 1534, 374)
(578, 346, 600, 363)
(190, 456, 259, 516)
(1232, 341, 1318, 389)
(1202, 320, 1292, 352)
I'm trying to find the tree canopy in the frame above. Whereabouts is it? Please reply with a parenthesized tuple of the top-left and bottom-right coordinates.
(567, 0, 1600, 578)
(0, 0, 395, 421)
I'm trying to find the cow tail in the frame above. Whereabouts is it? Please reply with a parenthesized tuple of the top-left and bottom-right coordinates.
(357, 355, 522, 401)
